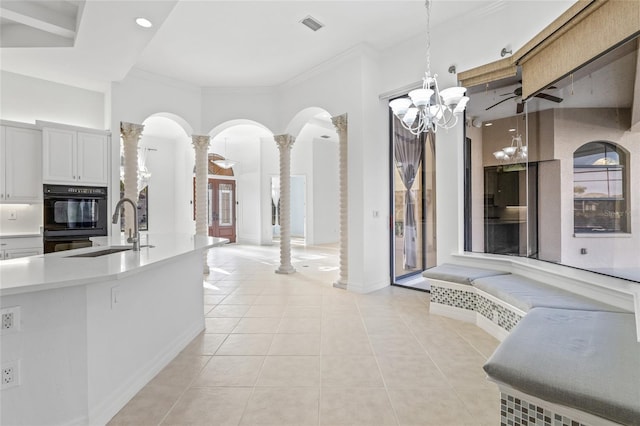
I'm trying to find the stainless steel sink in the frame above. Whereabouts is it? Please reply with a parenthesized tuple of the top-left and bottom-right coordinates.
(66, 245, 154, 258)
(66, 247, 132, 257)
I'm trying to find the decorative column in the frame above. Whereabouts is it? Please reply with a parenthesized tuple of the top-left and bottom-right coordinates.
(274, 134, 296, 274)
(332, 114, 348, 289)
(120, 122, 144, 235)
(192, 135, 211, 274)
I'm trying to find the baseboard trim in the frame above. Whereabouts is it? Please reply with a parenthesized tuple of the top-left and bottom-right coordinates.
(88, 320, 204, 425)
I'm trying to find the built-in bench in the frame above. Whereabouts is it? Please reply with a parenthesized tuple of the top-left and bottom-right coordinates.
(425, 263, 512, 338)
(425, 263, 639, 426)
(484, 308, 640, 426)
(425, 263, 627, 340)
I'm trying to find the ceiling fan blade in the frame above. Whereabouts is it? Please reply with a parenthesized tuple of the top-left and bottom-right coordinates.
(486, 96, 516, 110)
(535, 92, 563, 103)
(516, 102, 524, 114)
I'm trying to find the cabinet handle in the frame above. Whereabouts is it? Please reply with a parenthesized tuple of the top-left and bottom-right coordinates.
(6, 194, 9, 198)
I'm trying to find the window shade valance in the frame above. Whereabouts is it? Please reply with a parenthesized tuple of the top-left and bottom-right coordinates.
(519, 0, 639, 98)
(457, 57, 517, 90)
(458, 0, 640, 98)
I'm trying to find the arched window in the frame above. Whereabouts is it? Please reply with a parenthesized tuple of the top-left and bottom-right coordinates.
(574, 141, 629, 233)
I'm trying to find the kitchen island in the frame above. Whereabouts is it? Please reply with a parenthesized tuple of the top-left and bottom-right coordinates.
(0, 233, 227, 425)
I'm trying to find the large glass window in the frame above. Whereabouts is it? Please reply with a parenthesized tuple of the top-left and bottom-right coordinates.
(574, 142, 628, 233)
(464, 36, 639, 282)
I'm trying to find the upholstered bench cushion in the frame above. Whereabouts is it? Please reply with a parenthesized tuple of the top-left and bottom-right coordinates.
(472, 274, 627, 313)
(484, 308, 640, 426)
(422, 263, 509, 285)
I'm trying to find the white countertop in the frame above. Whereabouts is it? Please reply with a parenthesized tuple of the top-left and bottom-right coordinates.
(0, 233, 228, 296)
(0, 233, 42, 239)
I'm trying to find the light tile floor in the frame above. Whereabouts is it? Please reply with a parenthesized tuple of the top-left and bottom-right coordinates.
(109, 243, 500, 426)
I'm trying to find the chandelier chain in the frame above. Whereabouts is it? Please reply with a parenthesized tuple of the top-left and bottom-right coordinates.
(424, 0, 432, 77)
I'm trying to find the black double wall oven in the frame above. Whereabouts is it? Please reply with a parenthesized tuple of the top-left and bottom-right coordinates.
(43, 185, 108, 253)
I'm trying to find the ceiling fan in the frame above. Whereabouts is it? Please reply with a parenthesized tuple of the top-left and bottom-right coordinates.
(486, 85, 563, 114)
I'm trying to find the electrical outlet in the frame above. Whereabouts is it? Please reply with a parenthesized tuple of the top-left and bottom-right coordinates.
(1, 306, 21, 334)
(1, 360, 20, 390)
(111, 286, 120, 309)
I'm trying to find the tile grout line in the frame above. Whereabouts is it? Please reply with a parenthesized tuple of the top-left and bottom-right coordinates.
(356, 296, 402, 426)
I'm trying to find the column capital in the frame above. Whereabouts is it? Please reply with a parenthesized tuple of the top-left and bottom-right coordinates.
(192, 134, 211, 150)
(331, 113, 348, 132)
(274, 134, 295, 151)
(120, 122, 145, 140)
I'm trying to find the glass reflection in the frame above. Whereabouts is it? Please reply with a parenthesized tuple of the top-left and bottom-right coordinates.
(466, 36, 639, 282)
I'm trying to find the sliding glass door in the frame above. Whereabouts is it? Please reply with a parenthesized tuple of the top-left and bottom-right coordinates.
(390, 114, 437, 283)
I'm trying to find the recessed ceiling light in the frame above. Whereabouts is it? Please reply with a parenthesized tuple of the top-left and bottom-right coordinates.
(484, 122, 493, 126)
(136, 17, 153, 28)
(508, 128, 516, 132)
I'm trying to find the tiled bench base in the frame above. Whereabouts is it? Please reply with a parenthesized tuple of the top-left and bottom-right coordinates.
(497, 385, 620, 426)
(429, 279, 525, 341)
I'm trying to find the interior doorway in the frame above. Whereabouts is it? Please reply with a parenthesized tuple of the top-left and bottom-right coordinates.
(208, 178, 236, 243)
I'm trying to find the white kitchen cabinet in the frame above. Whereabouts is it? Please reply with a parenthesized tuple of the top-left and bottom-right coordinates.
(0, 236, 43, 260)
(0, 124, 42, 203)
(43, 126, 109, 186)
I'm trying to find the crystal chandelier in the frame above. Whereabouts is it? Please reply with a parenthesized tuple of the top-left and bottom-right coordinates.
(493, 134, 527, 162)
(389, 0, 469, 135)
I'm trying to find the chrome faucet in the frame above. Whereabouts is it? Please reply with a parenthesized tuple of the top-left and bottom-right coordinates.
(112, 197, 140, 251)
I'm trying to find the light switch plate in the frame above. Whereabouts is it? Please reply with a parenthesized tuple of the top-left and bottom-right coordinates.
(8, 210, 17, 220)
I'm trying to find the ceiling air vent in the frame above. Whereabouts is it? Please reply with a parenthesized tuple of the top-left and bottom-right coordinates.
(300, 15, 324, 32)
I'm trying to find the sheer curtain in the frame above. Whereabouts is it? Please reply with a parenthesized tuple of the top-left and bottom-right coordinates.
(393, 118, 423, 269)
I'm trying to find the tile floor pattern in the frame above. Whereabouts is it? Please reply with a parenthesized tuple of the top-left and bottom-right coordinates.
(109, 243, 501, 426)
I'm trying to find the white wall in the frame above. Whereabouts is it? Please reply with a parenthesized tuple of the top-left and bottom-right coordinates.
(230, 137, 262, 245)
(174, 139, 196, 235)
(202, 87, 279, 136)
(139, 136, 176, 233)
(291, 127, 313, 241)
(261, 138, 280, 245)
(312, 138, 339, 245)
(0, 204, 42, 235)
(290, 176, 306, 238)
(554, 108, 640, 270)
(0, 71, 105, 129)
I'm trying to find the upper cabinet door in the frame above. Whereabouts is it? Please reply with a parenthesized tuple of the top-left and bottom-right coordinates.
(4, 126, 42, 202)
(43, 128, 76, 183)
(77, 132, 109, 185)
(43, 127, 109, 186)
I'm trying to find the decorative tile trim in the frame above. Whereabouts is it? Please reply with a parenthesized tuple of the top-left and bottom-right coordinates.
(501, 392, 589, 426)
(477, 293, 523, 332)
(431, 285, 476, 311)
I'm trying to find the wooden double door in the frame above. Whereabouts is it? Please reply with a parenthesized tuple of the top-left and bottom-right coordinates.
(194, 178, 236, 243)
(208, 179, 236, 243)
